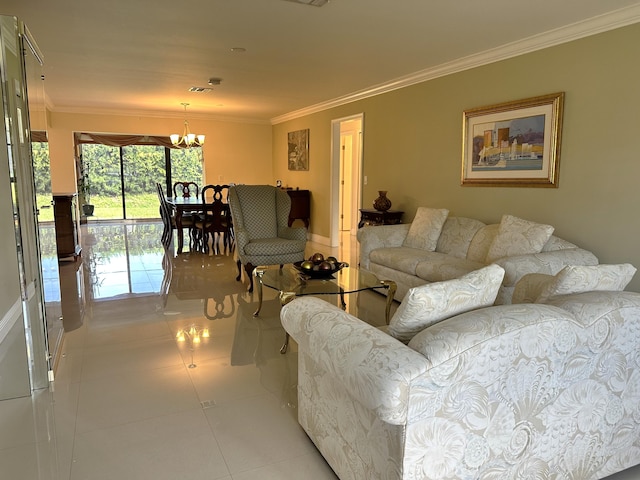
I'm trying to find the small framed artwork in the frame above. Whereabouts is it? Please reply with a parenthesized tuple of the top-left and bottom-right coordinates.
(288, 128, 309, 171)
(461, 92, 564, 187)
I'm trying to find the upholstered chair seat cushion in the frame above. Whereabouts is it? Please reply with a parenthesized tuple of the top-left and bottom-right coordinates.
(243, 237, 307, 256)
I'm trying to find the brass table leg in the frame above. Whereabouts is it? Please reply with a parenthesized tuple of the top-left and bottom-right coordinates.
(381, 280, 397, 325)
(279, 291, 297, 354)
(253, 267, 265, 316)
(339, 287, 346, 310)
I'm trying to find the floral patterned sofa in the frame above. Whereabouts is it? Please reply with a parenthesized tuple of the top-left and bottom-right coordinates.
(281, 263, 640, 480)
(357, 208, 599, 304)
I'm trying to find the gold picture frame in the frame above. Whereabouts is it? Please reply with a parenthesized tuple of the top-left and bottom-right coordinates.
(461, 92, 564, 187)
(287, 128, 309, 171)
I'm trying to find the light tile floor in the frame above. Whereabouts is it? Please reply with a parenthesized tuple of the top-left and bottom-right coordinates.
(1, 221, 639, 479)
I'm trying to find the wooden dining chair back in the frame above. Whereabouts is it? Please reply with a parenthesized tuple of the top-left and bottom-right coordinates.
(173, 181, 199, 199)
(197, 184, 233, 254)
(156, 183, 174, 248)
(157, 182, 198, 251)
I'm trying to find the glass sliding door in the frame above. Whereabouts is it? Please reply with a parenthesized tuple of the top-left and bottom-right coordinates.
(123, 145, 167, 219)
(81, 144, 122, 220)
(80, 142, 203, 220)
(170, 148, 204, 192)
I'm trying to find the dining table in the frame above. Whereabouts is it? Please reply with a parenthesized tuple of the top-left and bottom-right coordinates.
(166, 196, 233, 254)
(165, 196, 205, 254)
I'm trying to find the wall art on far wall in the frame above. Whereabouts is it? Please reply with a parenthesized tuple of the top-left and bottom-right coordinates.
(288, 128, 309, 171)
(461, 92, 564, 187)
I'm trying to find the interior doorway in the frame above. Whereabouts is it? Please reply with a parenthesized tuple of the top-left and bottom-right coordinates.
(330, 114, 363, 248)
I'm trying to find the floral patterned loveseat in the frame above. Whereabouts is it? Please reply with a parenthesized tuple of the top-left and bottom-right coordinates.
(281, 272, 640, 480)
(357, 208, 598, 304)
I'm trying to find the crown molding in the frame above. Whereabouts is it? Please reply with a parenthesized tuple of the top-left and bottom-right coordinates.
(48, 105, 271, 125)
(271, 5, 640, 125)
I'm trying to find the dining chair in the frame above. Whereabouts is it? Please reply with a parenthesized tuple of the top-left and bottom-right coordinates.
(173, 181, 199, 199)
(196, 184, 234, 254)
(156, 182, 197, 250)
(156, 183, 174, 248)
(228, 184, 307, 292)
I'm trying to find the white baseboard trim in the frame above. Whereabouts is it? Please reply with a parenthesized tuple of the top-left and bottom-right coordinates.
(308, 232, 332, 247)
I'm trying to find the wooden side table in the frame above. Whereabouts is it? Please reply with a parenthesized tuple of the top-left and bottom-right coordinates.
(285, 189, 310, 228)
(358, 209, 404, 228)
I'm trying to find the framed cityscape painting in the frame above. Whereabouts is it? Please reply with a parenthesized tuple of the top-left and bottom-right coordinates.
(288, 128, 309, 171)
(461, 92, 564, 187)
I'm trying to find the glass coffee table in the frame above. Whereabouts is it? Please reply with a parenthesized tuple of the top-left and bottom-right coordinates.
(253, 263, 397, 353)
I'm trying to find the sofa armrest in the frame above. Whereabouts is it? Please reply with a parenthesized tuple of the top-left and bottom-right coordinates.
(493, 248, 599, 287)
(281, 296, 430, 425)
(356, 223, 411, 269)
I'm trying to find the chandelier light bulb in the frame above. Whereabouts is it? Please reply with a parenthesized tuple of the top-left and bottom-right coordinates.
(171, 103, 205, 148)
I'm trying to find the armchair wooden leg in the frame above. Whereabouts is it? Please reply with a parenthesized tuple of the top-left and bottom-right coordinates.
(236, 259, 242, 281)
(244, 262, 255, 292)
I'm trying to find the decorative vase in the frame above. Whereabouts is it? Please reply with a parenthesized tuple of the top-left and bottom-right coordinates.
(373, 191, 392, 212)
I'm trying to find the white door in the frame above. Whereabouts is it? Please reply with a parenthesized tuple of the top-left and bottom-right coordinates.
(330, 114, 363, 247)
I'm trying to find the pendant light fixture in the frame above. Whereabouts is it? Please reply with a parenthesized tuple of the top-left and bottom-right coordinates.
(170, 103, 205, 148)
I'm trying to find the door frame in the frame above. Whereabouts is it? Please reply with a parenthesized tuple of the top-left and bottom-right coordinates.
(330, 113, 363, 247)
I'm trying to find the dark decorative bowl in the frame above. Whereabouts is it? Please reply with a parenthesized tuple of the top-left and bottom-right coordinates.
(293, 260, 348, 279)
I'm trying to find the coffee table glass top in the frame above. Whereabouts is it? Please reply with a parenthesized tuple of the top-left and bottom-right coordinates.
(255, 263, 388, 297)
(253, 263, 397, 354)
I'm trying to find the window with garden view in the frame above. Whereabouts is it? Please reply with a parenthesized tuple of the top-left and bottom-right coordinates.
(80, 143, 203, 220)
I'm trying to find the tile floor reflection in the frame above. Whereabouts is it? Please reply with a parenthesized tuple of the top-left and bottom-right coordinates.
(0, 221, 378, 479)
(1, 221, 639, 479)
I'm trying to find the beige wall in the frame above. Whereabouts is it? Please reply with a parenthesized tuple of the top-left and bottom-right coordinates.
(272, 23, 640, 293)
(47, 111, 272, 194)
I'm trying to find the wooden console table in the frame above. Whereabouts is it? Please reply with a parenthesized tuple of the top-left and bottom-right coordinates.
(53, 194, 82, 261)
(285, 189, 310, 228)
(358, 209, 404, 228)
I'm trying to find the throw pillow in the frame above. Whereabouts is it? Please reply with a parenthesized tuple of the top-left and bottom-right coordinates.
(402, 207, 449, 251)
(386, 264, 505, 343)
(485, 214, 554, 263)
(536, 263, 637, 303)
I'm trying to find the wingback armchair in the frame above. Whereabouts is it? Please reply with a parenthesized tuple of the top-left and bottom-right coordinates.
(228, 185, 307, 291)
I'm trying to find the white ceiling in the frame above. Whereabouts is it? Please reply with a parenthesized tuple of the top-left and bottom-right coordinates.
(4, 0, 640, 123)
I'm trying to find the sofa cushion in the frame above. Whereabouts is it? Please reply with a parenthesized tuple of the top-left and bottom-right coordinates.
(512, 273, 554, 304)
(435, 217, 486, 259)
(536, 263, 637, 303)
(466, 224, 498, 263)
(369, 247, 438, 276)
(485, 215, 554, 263)
(402, 207, 449, 251)
(414, 256, 485, 283)
(386, 264, 505, 343)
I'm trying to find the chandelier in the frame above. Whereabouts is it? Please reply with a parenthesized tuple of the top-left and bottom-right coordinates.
(170, 103, 205, 148)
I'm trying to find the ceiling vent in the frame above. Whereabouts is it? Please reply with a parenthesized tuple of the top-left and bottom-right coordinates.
(283, 0, 329, 6)
(188, 86, 213, 93)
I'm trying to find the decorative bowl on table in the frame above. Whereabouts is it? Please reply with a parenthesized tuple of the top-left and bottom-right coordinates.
(293, 254, 348, 279)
